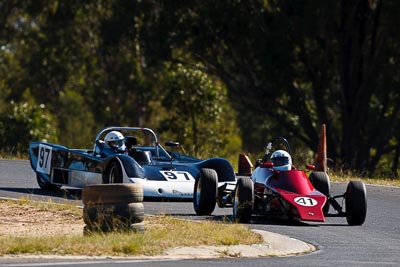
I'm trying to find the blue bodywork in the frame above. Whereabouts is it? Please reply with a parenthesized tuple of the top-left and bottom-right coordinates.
(29, 127, 236, 199)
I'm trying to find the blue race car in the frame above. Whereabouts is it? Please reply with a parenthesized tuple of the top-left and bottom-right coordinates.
(29, 126, 236, 200)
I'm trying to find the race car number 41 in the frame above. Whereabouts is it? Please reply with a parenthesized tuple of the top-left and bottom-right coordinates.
(294, 196, 318, 207)
(36, 144, 52, 175)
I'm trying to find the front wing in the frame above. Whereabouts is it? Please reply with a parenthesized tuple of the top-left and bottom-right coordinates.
(277, 188, 327, 222)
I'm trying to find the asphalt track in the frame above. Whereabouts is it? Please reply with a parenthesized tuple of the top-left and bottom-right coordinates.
(0, 159, 399, 266)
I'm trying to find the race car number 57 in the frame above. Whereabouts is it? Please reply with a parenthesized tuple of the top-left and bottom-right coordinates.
(36, 144, 52, 175)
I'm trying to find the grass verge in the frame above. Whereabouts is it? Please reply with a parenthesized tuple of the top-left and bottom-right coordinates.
(0, 199, 262, 257)
(330, 173, 400, 187)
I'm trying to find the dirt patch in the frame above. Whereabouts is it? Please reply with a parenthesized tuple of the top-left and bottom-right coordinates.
(0, 199, 314, 258)
(0, 199, 84, 237)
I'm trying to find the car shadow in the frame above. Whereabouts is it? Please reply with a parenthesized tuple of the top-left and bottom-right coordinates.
(251, 216, 349, 227)
(199, 214, 349, 227)
(0, 187, 82, 201)
(162, 214, 318, 226)
(143, 197, 192, 202)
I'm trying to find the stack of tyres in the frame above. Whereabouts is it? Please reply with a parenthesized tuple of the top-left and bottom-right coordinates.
(82, 184, 144, 234)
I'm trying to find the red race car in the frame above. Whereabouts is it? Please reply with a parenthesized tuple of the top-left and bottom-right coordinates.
(235, 137, 367, 225)
(194, 135, 367, 226)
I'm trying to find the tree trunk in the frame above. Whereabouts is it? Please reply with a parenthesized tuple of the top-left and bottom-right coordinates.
(338, 0, 379, 172)
(392, 145, 400, 178)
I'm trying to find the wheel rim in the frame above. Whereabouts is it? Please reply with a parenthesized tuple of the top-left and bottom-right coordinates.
(233, 188, 239, 218)
(195, 179, 201, 207)
(109, 165, 116, 183)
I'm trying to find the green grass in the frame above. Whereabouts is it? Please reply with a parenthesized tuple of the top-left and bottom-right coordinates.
(329, 172, 400, 187)
(0, 150, 28, 160)
(0, 199, 262, 257)
(0, 160, 398, 257)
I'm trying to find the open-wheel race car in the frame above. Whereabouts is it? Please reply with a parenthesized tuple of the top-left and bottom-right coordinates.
(29, 126, 236, 200)
(194, 136, 367, 226)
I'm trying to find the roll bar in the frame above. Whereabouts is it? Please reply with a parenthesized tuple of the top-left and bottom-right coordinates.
(93, 126, 171, 159)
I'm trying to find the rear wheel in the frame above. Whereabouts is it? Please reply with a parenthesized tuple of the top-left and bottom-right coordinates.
(193, 168, 218, 215)
(36, 174, 60, 191)
(233, 177, 254, 223)
(309, 171, 331, 213)
(104, 160, 123, 183)
(345, 181, 367, 226)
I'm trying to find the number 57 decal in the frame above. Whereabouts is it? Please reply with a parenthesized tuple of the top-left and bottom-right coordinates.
(36, 144, 52, 175)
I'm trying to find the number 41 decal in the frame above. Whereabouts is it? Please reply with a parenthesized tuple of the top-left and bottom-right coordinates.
(36, 144, 52, 175)
(294, 196, 318, 207)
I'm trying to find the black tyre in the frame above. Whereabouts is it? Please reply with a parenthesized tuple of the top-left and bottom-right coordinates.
(83, 202, 144, 226)
(103, 160, 123, 183)
(193, 168, 218, 215)
(84, 222, 145, 235)
(345, 181, 367, 226)
(129, 222, 145, 233)
(83, 184, 145, 232)
(82, 184, 144, 205)
(309, 171, 331, 213)
(36, 174, 60, 191)
(233, 177, 254, 223)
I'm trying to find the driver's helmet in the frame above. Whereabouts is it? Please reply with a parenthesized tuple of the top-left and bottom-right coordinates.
(270, 150, 292, 171)
(104, 131, 126, 151)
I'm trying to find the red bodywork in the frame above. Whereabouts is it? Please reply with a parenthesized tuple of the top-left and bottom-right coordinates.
(253, 167, 326, 222)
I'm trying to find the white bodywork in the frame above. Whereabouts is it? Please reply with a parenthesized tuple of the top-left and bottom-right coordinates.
(130, 178, 194, 199)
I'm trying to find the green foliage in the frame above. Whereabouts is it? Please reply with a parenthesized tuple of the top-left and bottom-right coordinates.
(0, 100, 57, 155)
(157, 0, 400, 177)
(0, 1, 398, 177)
(57, 89, 95, 148)
(160, 63, 241, 159)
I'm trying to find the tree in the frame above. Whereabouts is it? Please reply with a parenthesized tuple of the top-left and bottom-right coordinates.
(160, 63, 241, 158)
(1, 0, 398, 177)
(0, 100, 57, 155)
(156, 0, 400, 176)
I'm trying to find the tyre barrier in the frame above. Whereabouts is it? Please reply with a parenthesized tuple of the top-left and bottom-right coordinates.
(82, 184, 144, 233)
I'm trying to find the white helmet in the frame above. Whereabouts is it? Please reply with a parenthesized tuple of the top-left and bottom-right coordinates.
(104, 131, 125, 151)
(270, 150, 292, 171)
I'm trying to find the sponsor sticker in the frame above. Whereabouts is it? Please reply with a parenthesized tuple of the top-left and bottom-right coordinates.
(172, 190, 193, 196)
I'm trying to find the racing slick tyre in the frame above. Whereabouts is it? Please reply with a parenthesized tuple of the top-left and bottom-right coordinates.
(233, 177, 254, 223)
(193, 168, 218, 215)
(309, 171, 331, 213)
(345, 181, 367, 226)
(103, 160, 123, 183)
(36, 174, 60, 191)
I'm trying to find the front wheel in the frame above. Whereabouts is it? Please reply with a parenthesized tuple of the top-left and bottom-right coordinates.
(103, 160, 123, 183)
(309, 171, 331, 213)
(345, 181, 367, 226)
(193, 168, 218, 215)
(233, 177, 254, 223)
